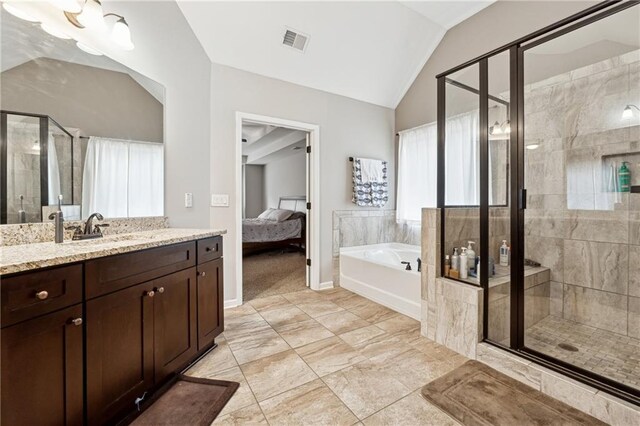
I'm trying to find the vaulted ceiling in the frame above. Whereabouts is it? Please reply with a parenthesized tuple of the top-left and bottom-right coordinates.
(178, 1, 495, 108)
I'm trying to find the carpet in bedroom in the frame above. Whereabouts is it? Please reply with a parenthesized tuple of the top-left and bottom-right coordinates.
(243, 251, 306, 301)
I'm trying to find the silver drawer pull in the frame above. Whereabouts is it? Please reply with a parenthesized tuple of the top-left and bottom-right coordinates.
(146, 290, 155, 298)
(199, 271, 206, 277)
(35, 290, 49, 300)
(156, 287, 165, 294)
(70, 318, 83, 326)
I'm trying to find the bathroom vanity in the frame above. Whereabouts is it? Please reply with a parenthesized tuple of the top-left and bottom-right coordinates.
(0, 229, 225, 425)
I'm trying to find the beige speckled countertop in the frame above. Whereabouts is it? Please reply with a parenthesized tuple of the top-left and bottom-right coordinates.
(0, 228, 226, 276)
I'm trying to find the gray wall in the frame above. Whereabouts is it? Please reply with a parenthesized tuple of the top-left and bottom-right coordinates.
(395, 1, 598, 131)
(244, 164, 264, 218)
(264, 152, 306, 210)
(1, 58, 163, 142)
(211, 62, 395, 302)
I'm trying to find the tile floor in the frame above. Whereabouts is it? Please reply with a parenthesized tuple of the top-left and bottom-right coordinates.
(185, 287, 467, 425)
(526, 315, 640, 391)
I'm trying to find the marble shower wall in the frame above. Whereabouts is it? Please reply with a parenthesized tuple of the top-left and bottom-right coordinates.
(332, 210, 420, 284)
(523, 49, 640, 339)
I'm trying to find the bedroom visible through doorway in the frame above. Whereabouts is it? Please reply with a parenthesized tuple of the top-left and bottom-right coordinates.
(241, 121, 310, 302)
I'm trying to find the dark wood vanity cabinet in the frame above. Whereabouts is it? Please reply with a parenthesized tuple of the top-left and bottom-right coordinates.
(1, 235, 224, 425)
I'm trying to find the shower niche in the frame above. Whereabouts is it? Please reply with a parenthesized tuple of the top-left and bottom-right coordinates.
(437, 1, 640, 403)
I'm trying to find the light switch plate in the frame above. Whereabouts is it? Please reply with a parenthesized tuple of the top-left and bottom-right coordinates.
(184, 193, 193, 208)
(211, 194, 229, 207)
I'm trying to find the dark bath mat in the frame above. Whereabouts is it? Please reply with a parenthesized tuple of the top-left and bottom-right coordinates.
(123, 375, 239, 425)
(421, 360, 606, 426)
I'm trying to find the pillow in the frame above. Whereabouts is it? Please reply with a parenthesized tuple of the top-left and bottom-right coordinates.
(257, 208, 294, 222)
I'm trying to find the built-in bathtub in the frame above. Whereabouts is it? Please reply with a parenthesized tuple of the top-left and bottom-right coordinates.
(339, 243, 421, 320)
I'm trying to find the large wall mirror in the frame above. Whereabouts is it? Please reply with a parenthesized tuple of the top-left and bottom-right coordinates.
(1, 6, 164, 224)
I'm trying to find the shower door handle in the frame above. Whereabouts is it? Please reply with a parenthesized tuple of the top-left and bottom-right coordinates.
(519, 189, 527, 210)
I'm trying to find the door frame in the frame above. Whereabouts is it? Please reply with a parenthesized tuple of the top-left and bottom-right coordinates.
(235, 112, 321, 304)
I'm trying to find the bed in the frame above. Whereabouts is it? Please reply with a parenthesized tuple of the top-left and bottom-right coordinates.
(242, 196, 307, 256)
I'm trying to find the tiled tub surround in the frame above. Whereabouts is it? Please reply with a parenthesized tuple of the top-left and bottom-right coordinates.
(0, 216, 169, 246)
(332, 210, 420, 284)
(421, 208, 640, 424)
(0, 227, 225, 275)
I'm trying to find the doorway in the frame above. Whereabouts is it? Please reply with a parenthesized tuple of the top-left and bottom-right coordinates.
(235, 112, 320, 304)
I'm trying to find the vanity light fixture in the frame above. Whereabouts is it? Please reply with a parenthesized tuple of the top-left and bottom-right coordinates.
(622, 104, 639, 120)
(489, 120, 510, 135)
(107, 14, 134, 50)
(2, 2, 38, 22)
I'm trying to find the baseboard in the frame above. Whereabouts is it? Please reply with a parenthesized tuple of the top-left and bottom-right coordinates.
(340, 274, 420, 320)
(224, 299, 239, 309)
(317, 280, 334, 290)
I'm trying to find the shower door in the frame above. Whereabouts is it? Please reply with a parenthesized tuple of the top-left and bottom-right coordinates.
(519, 3, 640, 396)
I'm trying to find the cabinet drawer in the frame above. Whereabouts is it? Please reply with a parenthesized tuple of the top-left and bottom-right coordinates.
(197, 236, 223, 264)
(85, 242, 196, 299)
(1, 264, 83, 327)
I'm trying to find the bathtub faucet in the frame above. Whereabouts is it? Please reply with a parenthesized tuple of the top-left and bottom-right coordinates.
(416, 258, 422, 272)
(401, 261, 412, 271)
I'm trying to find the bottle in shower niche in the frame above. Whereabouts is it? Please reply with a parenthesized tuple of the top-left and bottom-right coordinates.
(444, 255, 451, 276)
(500, 240, 509, 267)
(451, 248, 460, 272)
(460, 248, 468, 279)
(619, 161, 631, 192)
(467, 241, 476, 270)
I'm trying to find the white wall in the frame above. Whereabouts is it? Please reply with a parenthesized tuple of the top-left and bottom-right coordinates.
(97, 1, 211, 228)
(211, 63, 395, 303)
(263, 152, 306, 210)
(244, 164, 264, 218)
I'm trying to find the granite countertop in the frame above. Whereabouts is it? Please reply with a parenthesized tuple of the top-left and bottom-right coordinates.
(0, 228, 226, 276)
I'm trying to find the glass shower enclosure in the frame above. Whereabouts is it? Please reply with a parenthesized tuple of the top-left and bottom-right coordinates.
(437, 1, 640, 404)
(0, 111, 74, 223)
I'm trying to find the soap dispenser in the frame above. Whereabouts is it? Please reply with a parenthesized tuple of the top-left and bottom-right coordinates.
(500, 240, 509, 267)
(451, 248, 460, 272)
(47, 195, 64, 244)
(460, 248, 468, 279)
(467, 241, 476, 270)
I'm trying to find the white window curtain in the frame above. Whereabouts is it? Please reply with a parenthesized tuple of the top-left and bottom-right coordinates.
(396, 123, 437, 223)
(396, 110, 480, 222)
(47, 133, 61, 205)
(81, 137, 163, 219)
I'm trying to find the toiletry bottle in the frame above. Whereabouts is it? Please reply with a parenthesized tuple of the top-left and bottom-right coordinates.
(460, 248, 468, 279)
(500, 240, 509, 267)
(477, 256, 480, 280)
(467, 241, 476, 270)
(619, 161, 630, 193)
(451, 248, 459, 272)
(444, 255, 451, 276)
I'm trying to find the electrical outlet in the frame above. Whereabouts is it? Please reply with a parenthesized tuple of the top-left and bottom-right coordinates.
(211, 194, 229, 207)
(185, 193, 193, 208)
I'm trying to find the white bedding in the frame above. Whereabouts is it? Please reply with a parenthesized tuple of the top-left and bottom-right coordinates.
(242, 218, 302, 243)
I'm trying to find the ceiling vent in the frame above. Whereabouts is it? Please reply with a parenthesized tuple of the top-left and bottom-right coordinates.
(282, 27, 309, 53)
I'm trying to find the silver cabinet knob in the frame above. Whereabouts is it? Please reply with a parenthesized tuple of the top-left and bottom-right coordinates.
(35, 290, 49, 300)
(146, 290, 155, 298)
(199, 271, 206, 277)
(157, 287, 165, 294)
(70, 318, 83, 326)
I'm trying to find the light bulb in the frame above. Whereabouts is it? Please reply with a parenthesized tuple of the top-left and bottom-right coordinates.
(41, 23, 71, 40)
(76, 0, 106, 31)
(2, 2, 39, 22)
(77, 41, 103, 56)
(111, 17, 134, 50)
(50, 0, 81, 13)
(622, 106, 633, 120)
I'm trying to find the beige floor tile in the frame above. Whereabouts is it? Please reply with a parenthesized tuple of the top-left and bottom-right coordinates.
(296, 336, 368, 377)
(206, 366, 257, 417)
(362, 391, 460, 426)
(277, 319, 335, 348)
(184, 339, 237, 378)
(282, 289, 326, 305)
(375, 315, 423, 346)
(315, 310, 371, 335)
(213, 403, 268, 425)
(317, 287, 355, 303)
(259, 378, 359, 426)
(333, 293, 372, 310)
(340, 325, 413, 362)
(240, 349, 318, 401)
(248, 294, 293, 312)
(339, 325, 386, 347)
(373, 348, 453, 391)
(349, 302, 398, 323)
(259, 305, 312, 329)
(224, 303, 259, 320)
(227, 328, 290, 364)
(223, 313, 271, 341)
(322, 361, 412, 420)
(297, 300, 345, 318)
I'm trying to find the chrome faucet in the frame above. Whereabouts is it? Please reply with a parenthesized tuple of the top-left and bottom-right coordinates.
(67, 212, 109, 240)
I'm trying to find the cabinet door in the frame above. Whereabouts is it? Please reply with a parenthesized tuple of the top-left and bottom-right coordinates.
(153, 267, 198, 383)
(197, 258, 224, 351)
(1, 304, 83, 426)
(86, 282, 155, 425)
